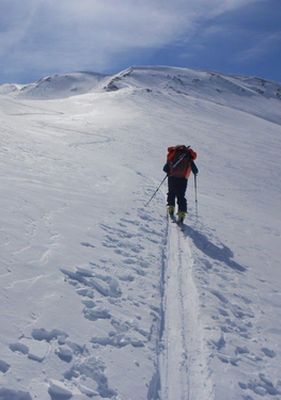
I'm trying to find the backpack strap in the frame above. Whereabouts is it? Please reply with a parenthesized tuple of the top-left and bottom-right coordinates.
(171, 152, 188, 169)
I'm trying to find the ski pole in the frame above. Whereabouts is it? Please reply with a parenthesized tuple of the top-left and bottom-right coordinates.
(145, 175, 168, 207)
(194, 174, 198, 204)
(145, 151, 189, 207)
(194, 174, 198, 217)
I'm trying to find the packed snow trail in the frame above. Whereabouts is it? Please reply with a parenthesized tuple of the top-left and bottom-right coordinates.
(160, 219, 213, 400)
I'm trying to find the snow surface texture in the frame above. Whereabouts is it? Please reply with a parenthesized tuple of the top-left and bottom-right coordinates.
(0, 66, 281, 399)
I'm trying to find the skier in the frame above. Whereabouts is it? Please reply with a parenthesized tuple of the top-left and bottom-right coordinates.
(163, 145, 198, 223)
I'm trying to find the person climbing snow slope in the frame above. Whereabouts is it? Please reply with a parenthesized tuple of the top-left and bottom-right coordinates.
(163, 145, 198, 223)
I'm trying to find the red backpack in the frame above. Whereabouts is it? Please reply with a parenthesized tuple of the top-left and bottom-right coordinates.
(167, 145, 197, 178)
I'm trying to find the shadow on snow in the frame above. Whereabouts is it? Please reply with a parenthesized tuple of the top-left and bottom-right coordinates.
(182, 224, 247, 273)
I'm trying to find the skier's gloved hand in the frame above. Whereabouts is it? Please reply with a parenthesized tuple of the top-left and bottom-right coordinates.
(191, 161, 199, 175)
(163, 163, 170, 174)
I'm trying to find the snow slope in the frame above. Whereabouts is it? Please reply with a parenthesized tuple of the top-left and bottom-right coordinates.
(0, 66, 281, 400)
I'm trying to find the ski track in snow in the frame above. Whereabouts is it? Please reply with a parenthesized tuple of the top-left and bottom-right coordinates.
(160, 219, 213, 400)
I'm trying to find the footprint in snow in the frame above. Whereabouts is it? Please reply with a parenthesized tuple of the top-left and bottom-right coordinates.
(9, 338, 49, 363)
(9, 328, 69, 364)
(48, 380, 73, 400)
(0, 388, 32, 400)
(9, 328, 89, 372)
(64, 356, 117, 398)
(9, 342, 29, 355)
(61, 266, 126, 324)
(80, 241, 95, 248)
(91, 316, 147, 349)
(61, 267, 122, 299)
(261, 347, 276, 358)
(239, 373, 281, 397)
(55, 346, 73, 363)
(83, 307, 111, 321)
(0, 359, 10, 373)
(209, 288, 256, 340)
(31, 327, 68, 342)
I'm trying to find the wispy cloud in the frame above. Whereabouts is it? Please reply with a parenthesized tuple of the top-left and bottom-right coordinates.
(0, 0, 266, 81)
(235, 31, 281, 63)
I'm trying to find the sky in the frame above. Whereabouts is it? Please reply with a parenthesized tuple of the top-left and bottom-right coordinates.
(0, 0, 280, 84)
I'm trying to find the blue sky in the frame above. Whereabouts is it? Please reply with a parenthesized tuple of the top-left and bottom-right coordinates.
(0, 0, 280, 83)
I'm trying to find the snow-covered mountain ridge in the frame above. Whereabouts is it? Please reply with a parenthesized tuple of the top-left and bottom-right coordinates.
(105, 66, 281, 100)
(0, 66, 281, 400)
(3, 66, 281, 101)
(2, 66, 280, 124)
(0, 72, 107, 99)
(104, 66, 281, 125)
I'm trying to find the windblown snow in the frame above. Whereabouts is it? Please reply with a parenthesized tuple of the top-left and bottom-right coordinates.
(0, 66, 281, 400)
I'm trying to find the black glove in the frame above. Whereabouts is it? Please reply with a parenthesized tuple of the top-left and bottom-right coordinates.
(191, 161, 199, 175)
(163, 163, 170, 174)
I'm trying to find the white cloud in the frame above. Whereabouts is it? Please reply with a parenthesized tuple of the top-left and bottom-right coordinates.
(0, 0, 263, 80)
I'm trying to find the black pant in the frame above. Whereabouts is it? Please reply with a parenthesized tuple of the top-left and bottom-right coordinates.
(167, 176, 188, 212)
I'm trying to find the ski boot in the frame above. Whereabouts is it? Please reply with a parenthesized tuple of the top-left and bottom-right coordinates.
(167, 205, 175, 218)
(177, 211, 187, 224)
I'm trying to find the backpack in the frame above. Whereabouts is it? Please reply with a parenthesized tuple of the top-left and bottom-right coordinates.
(166, 145, 197, 178)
